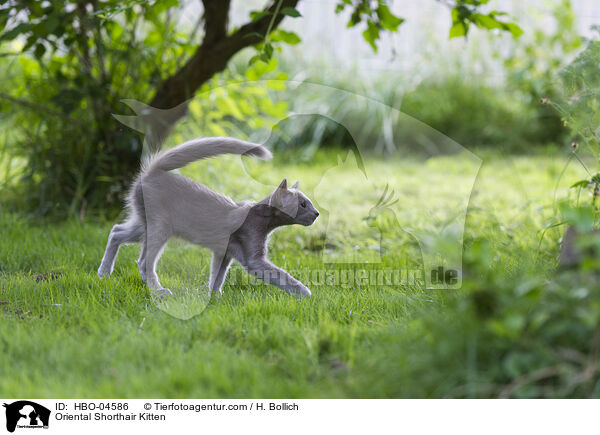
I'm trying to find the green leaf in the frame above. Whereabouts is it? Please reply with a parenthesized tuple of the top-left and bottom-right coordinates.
(248, 49, 271, 66)
(0, 22, 33, 42)
(22, 35, 38, 52)
(472, 12, 523, 38)
(96, 176, 114, 183)
(560, 203, 596, 232)
(449, 21, 468, 38)
(362, 21, 380, 52)
(219, 96, 244, 120)
(571, 180, 590, 189)
(243, 32, 265, 40)
(0, 11, 8, 33)
(248, 54, 262, 66)
(474, 14, 502, 30)
(151, 0, 178, 14)
(377, 4, 404, 32)
(271, 29, 301, 45)
(451, 8, 460, 22)
(44, 13, 60, 34)
(264, 42, 273, 58)
(280, 7, 301, 18)
(266, 80, 286, 91)
(503, 22, 523, 37)
(34, 43, 46, 59)
(250, 10, 271, 21)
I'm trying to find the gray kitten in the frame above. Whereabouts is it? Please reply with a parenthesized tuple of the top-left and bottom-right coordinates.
(98, 137, 319, 298)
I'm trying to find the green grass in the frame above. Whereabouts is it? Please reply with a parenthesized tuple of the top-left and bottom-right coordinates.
(0, 147, 592, 398)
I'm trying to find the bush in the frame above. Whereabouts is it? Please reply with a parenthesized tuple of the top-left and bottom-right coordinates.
(1, 49, 288, 218)
(273, 0, 580, 154)
(400, 75, 559, 150)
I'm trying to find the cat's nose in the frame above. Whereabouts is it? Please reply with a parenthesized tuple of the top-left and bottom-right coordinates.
(315, 210, 320, 216)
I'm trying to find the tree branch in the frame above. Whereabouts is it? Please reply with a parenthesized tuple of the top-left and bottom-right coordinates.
(149, 0, 299, 114)
(202, 0, 231, 46)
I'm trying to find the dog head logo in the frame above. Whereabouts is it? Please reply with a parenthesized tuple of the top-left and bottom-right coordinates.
(3, 401, 50, 433)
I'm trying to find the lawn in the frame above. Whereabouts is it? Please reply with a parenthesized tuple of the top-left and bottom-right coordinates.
(0, 147, 590, 398)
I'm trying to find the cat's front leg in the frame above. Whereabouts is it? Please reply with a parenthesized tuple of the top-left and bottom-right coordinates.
(246, 258, 311, 298)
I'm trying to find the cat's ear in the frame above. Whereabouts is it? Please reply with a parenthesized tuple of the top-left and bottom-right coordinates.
(270, 179, 289, 208)
(269, 190, 283, 208)
(291, 180, 299, 189)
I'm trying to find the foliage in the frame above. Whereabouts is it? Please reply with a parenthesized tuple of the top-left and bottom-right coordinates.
(447, 1, 522, 39)
(248, 3, 303, 66)
(412, 238, 600, 398)
(401, 76, 544, 150)
(500, 0, 581, 146)
(0, 0, 520, 217)
(556, 38, 600, 158)
(0, 2, 289, 216)
(0, 1, 187, 215)
(334, 0, 521, 51)
(273, 1, 578, 155)
(273, 69, 562, 154)
(168, 59, 290, 144)
(252, 0, 521, 61)
(335, 0, 405, 52)
(547, 31, 600, 218)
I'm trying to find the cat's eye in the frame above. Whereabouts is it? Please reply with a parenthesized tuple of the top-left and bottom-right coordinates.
(301, 201, 307, 208)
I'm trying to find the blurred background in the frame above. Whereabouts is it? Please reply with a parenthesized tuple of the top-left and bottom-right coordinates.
(0, 0, 595, 217)
(3, 1, 600, 398)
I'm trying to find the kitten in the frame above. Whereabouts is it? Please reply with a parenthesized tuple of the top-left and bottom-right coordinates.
(98, 137, 319, 298)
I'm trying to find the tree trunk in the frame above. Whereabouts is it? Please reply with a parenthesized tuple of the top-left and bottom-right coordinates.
(148, 0, 299, 138)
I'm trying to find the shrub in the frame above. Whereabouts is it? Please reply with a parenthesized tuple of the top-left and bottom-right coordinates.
(400, 76, 552, 150)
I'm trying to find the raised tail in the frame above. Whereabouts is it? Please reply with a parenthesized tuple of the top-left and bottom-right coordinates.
(143, 137, 272, 174)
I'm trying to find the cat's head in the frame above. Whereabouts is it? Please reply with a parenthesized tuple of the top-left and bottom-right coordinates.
(268, 178, 319, 226)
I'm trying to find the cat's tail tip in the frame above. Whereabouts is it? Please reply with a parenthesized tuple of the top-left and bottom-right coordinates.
(244, 145, 273, 161)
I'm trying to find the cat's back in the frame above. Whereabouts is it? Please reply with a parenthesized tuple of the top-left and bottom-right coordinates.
(141, 170, 237, 210)
(138, 170, 253, 247)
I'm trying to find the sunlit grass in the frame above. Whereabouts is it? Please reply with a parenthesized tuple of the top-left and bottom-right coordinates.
(0, 147, 588, 397)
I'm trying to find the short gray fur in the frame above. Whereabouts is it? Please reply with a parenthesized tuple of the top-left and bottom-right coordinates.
(98, 137, 319, 298)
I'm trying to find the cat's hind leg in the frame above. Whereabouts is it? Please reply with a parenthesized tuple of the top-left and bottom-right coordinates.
(98, 220, 143, 277)
(137, 240, 148, 283)
(143, 229, 171, 296)
(209, 252, 233, 296)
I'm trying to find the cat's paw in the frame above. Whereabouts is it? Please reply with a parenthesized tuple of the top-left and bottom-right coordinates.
(97, 265, 112, 278)
(153, 287, 173, 300)
(294, 285, 311, 298)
